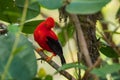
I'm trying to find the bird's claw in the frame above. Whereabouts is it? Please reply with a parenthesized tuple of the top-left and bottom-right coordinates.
(46, 54, 56, 61)
(36, 48, 43, 52)
(46, 57, 52, 61)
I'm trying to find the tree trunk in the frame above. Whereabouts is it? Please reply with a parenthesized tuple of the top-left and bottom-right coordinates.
(78, 12, 101, 64)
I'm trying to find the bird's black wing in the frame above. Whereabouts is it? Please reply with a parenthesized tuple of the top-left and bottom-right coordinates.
(46, 36, 66, 65)
(46, 36, 63, 55)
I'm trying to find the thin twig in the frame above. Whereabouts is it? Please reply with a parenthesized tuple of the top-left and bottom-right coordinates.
(75, 22, 82, 80)
(19, 0, 29, 30)
(82, 57, 102, 80)
(77, 52, 82, 80)
(97, 28, 120, 56)
(33, 45, 76, 80)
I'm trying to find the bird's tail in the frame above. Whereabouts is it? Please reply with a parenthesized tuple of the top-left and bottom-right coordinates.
(59, 54, 66, 65)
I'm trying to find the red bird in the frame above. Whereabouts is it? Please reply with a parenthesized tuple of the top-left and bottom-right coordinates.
(34, 17, 66, 65)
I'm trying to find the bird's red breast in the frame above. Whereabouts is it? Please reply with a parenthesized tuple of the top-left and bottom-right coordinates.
(34, 17, 58, 52)
(34, 17, 66, 65)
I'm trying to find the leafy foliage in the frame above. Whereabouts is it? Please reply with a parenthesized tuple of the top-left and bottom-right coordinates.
(100, 45, 119, 58)
(91, 64, 120, 78)
(111, 72, 120, 80)
(58, 23, 75, 46)
(38, 0, 63, 9)
(66, 0, 111, 14)
(56, 62, 87, 73)
(22, 20, 43, 34)
(15, 0, 40, 20)
(8, 24, 20, 33)
(0, 31, 37, 80)
(36, 68, 53, 80)
(0, 0, 119, 80)
(0, 0, 21, 23)
(0, 0, 40, 23)
(38, 68, 47, 79)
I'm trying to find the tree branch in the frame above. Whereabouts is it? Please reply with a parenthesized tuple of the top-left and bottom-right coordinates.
(33, 45, 76, 80)
(69, 14, 93, 67)
(82, 57, 102, 80)
(97, 28, 120, 56)
(69, 14, 100, 80)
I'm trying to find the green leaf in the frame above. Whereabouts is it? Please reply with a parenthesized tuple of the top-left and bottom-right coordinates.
(15, 0, 40, 20)
(38, 68, 46, 78)
(58, 30, 66, 46)
(22, 20, 43, 34)
(91, 64, 120, 78)
(117, 8, 120, 18)
(38, 0, 63, 9)
(0, 0, 40, 23)
(57, 63, 87, 73)
(32, 77, 41, 80)
(58, 23, 75, 46)
(0, 0, 21, 23)
(66, 0, 111, 14)
(44, 75, 53, 80)
(66, 23, 75, 38)
(0, 32, 37, 80)
(111, 72, 120, 80)
(99, 45, 119, 58)
(8, 24, 19, 33)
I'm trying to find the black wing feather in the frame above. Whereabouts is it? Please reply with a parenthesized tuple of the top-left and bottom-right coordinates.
(46, 36, 66, 65)
(46, 36, 63, 55)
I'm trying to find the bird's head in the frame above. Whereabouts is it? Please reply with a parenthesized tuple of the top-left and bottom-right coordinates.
(45, 17, 55, 29)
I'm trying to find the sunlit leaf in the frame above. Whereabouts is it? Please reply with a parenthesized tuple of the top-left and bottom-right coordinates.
(66, 0, 111, 14)
(38, 68, 46, 78)
(38, 0, 63, 9)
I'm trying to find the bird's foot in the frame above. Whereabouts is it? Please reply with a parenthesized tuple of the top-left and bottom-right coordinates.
(36, 48, 43, 52)
(46, 54, 56, 61)
(46, 57, 52, 61)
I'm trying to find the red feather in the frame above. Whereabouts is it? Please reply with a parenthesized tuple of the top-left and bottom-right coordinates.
(34, 17, 66, 65)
